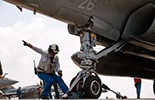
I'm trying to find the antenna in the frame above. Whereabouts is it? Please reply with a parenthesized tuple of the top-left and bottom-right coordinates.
(33, 60, 36, 68)
(33, 60, 37, 75)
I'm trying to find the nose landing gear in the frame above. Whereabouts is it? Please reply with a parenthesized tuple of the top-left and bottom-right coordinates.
(67, 22, 127, 98)
(68, 26, 102, 98)
(66, 16, 127, 98)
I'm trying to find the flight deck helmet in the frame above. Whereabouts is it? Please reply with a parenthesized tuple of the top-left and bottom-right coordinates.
(48, 44, 59, 54)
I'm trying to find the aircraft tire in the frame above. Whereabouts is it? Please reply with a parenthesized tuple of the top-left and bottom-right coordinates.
(83, 76, 102, 98)
(70, 77, 83, 93)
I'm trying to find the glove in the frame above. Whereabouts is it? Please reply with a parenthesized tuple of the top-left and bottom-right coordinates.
(58, 70, 62, 77)
(22, 40, 32, 47)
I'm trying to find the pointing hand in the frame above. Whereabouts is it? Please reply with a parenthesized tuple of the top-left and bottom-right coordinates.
(22, 40, 32, 47)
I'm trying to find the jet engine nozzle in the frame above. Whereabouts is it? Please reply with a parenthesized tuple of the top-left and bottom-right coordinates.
(122, 3, 155, 44)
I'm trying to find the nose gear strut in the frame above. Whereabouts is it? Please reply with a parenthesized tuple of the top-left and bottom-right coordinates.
(65, 25, 102, 98)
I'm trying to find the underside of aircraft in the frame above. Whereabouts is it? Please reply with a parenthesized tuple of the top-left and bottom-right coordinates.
(2, 0, 155, 98)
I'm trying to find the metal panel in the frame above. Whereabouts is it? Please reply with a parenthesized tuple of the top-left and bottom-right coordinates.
(53, 7, 90, 26)
(90, 16, 120, 41)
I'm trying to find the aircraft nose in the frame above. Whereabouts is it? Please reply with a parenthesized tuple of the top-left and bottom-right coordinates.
(0, 77, 18, 89)
(6, 78, 19, 84)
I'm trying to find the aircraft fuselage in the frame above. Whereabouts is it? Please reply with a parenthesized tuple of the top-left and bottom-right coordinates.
(3, 0, 155, 80)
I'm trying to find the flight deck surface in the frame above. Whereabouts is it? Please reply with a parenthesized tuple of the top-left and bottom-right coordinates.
(104, 98, 155, 100)
(12, 98, 155, 100)
(57, 98, 155, 100)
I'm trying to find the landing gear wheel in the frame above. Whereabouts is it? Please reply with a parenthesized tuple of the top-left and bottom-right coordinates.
(70, 77, 83, 94)
(83, 76, 102, 98)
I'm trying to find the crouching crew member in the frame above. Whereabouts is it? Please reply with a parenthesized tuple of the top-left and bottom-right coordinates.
(22, 40, 68, 99)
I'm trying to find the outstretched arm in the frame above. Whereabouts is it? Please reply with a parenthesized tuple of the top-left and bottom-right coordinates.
(22, 40, 44, 55)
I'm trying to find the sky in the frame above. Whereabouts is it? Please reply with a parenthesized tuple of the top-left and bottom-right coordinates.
(0, 1, 154, 99)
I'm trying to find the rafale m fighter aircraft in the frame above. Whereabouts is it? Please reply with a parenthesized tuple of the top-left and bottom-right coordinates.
(0, 61, 18, 89)
(3, 0, 155, 98)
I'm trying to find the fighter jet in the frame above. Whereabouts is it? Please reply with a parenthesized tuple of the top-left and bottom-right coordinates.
(3, 84, 41, 99)
(2, 0, 155, 98)
(3, 83, 66, 99)
(0, 61, 18, 89)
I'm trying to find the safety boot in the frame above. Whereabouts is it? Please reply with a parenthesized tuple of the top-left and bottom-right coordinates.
(40, 95, 49, 99)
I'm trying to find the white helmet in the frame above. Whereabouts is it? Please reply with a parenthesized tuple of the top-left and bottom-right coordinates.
(48, 44, 59, 54)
